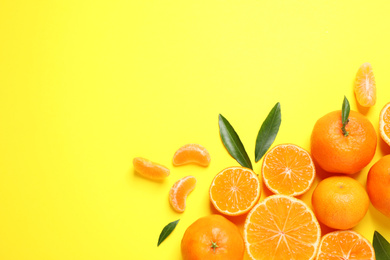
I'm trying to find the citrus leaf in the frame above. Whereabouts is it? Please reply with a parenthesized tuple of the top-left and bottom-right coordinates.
(341, 96, 350, 136)
(157, 219, 179, 246)
(373, 231, 390, 260)
(219, 114, 253, 169)
(255, 102, 281, 162)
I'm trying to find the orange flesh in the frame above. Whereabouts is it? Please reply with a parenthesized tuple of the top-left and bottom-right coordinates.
(317, 231, 375, 260)
(210, 167, 260, 216)
(169, 176, 196, 213)
(380, 103, 390, 146)
(245, 195, 320, 260)
(262, 144, 315, 196)
(354, 62, 376, 107)
(133, 157, 170, 180)
(172, 143, 211, 166)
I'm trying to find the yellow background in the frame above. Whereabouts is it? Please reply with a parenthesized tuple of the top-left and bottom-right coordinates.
(1, 0, 390, 259)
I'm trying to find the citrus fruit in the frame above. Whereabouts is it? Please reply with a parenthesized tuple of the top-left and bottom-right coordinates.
(244, 195, 321, 260)
(209, 167, 261, 216)
(133, 157, 170, 180)
(169, 176, 196, 213)
(379, 102, 390, 147)
(181, 214, 244, 260)
(367, 155, 390, 218)
(311, 110, 377, 174)
(354, 62, 376, 107)
(172, 143, 211, 166)
(316, 230, 375, 260)
(311, 176, 369, 229)
(262, 144, 315, 196)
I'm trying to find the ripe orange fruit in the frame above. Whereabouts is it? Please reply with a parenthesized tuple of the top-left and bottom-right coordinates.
(169, 176, 196, 213)
(172, 143, 211, 167)
(209, 167, 260, 216)
(244, 195, 321, 260)
(311, 176, 369, 229)
(311, 110, 377, 174)
(262, 144, 315, 196)
(316, 230, 375, 260)
(379, 102, 390, 147)
(354, 62, 376, 107)
(181, 214, 244, 260)
(367, 155, 390, 218)
(133, 157, 170, 180)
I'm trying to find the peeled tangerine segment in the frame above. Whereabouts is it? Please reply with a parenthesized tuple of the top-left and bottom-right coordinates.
(172, 144, 211, 166)
(354, 62, 376, 107)
(169, 176, 196, 213)
(133, 157, 170, 180)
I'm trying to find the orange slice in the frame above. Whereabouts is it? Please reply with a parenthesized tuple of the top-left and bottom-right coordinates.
(354, 62, 376, 107)
(262, 144, 315, 196)
(379, 102, 390, 147)
(316, 230, 375, 260)
(133, 157, 170, 180)
(209, 167, 260, 216)
(244, 195, 321, 260)
(172, 143, 211, 167)
(169, 176, 196, 213)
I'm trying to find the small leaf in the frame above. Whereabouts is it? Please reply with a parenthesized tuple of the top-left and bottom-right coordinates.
(373, 231, 390, 260)
(219, 114, 253, 169)
(341, 96, 350, 137)
(157, 219, 179, 246)
(255, 102, 281, 162)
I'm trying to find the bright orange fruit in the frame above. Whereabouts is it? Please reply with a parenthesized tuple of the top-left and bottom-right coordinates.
(244, 195, 321, 260)
(133, 157, 170, 180)
(262, 144, 315, 196)
(379, 102, 390, 147)
(169, 176, 196, 213)
(172, 143, 211, 167)
(316, 230, 375, 260)
(354, 62, 376, 107)
(209, 167, 260, 216)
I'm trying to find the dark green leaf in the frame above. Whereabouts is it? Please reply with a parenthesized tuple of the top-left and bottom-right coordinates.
(219, 114, 252, 169)
(373, 231, 390, 260)
(255, 102, 281, 162)
(157, 219, 179, 246)
(341, 96, 350, 136)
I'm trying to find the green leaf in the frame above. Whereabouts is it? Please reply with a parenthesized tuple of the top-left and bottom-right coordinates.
(373, 231, 390, 260)
(255, 102, 281, 162)
(341, 96, 350, 136)
(157, 219, 179, 246)
(218, 114, 253, 169)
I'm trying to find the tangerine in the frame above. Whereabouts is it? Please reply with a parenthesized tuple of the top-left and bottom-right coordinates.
(379, 102, 390, 147)
(133, 157, 170, 180)
(169, 176, 196, 213)
(354, 62, 376, 107)
(172, 143, 211, 166)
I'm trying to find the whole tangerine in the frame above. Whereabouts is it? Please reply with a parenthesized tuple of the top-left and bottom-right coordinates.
(367, 155, 390, 218)
(311, 176, 369, 230)
(311, 110, 376, 174)
(181, 214, 244, 260)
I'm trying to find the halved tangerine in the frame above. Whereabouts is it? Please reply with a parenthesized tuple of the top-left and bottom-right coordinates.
(354, 62, 376, 107)
(379, 102, 390, 147)
(244, 195, 321, 260)
(133, 157, 170, 180)
(262, 144, 315, 196)
(172, 143, 211, 167)
(316, 230, 375, 260)
(169, 176, 196, 213)
(209, 167, 260, 216)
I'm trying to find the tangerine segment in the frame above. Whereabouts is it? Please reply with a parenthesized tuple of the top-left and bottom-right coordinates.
(354, 62, 376, 107)
(173, 143, 211, 166)
(209, 167, 260, 216)
(169, 176, 196, 213)
(262, 144, 315, 196)
(244, 195, 321, 260)
(379, 102, 390, 147)
(316, 231, 375, 260)
(133, 157, 170, 180)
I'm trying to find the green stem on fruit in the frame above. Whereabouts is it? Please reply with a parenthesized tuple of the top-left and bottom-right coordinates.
(211, 241, 219, 252)
(342, 119, 349, 137)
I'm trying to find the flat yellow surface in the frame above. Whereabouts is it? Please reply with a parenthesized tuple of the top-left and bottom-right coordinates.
(1, 1, 390, 259)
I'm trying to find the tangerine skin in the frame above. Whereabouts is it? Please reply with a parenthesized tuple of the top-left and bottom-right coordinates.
(311, 110, 377, 174)
(181, 214, 244, 260)
(367, 155, 390, 218)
